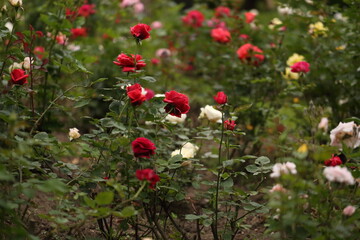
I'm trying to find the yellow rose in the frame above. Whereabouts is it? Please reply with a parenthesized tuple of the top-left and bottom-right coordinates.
(309, 22, 328, 37)
(282, 67, 299, 80)
(286, 53, 305, 66)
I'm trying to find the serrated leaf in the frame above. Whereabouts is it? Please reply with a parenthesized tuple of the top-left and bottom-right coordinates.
(95, 191, 114, 205)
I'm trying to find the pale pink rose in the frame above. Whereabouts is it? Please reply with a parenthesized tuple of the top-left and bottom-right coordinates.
(151, 21, 163, 29)
(343, 205, 356, 216)
(134, 2, 144, 13)
(330, 121, 360, 148)
(269, 184, 286, 193)
(120, 0, 139, 8)
(156, 48, 171, 58)
(318, 117, 329, 131)
(323, 166, 355, 185)
(270, 162, 297, 178)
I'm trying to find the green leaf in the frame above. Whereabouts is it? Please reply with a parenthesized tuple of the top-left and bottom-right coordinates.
(74, 99, 91, 108)
(140, 76, 156, 82)
(91, 78, 108, 86)
(185, 214, 202, 220)
(95, 191, 114, 205)
(118, 206, 137, 218)
(245, 164, 259, 173)
(255, 156, 270, 165)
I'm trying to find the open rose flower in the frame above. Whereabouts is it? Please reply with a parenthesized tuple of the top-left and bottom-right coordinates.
(71, 28, 87, 38)
(323, 166, 355, 185)
(130, 23, 151, 40)
(10, 69, 29, 85)
(215, 6, 231, 18)
(113, 53, 146, 72)
(270, 162, 297, 178)
(171, 142, 199, 159)
(163, 91, 190, 117)
(199, 105, 222, 123)
(78, 4, 96, 17)
(166, 114, 187, 124)
(343, 206, 356, 216)
(136, 169, 160, 189)
(290, 61, 310, 73)
(126, 83, 147, 106)
(237, 43, 264, 65)
(211, 28, 231, 43)
(182, 10, 204, 28)
(324, 154, 343, 166)
(286, 53, 305, 66)
(214, 91, 227, 104)
(245, 12, 256, 23)
(132, 137, 156, 158)
(330, 121, 360, 148)
(69, 128, 81, 141)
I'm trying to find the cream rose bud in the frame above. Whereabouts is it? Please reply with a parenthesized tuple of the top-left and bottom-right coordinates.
(69, 128, 81, 140)
(8, 0, 22, 7)
(199, 105, 222, 123)
(343, 205, 356, 216)
(318, 117, 329, 131)
(171, 142, 199, 159)
(166, 114, 186, 124)
(330, 121, 360, 148)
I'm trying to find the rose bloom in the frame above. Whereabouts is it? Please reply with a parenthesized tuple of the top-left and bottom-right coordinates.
(120, 0, 139, 8)
(269, 184, 286, 193)
(286, 53, 305, 66)
(323, 166, 355, 185)
(239, 34, 249, 41)
(309, 22, 328, 37)
(245, 12, 256, 23)
(156, 48, 171, 58)
(324, 154, 342, 166)
(34, 46, 45, 59)
(318, 117, 329, 131)
(8, 0, 22, 7)
(151, 58, 160, 65)
(270, 162, 297, 178)
(211, 28, 231, 43)
(268, 18, 283, 30)
(136, 169, 160, 189)
(199, 105, 222, 123)
(69, 128, 81, 141)
(237, 43, 265, 66)
(290, 61, 310, 73)
(224, 119, 236, 130)
(182, 10, 204, 28)
(71, 28, 87, 38)
(56, 32, 68, 45)
(214, 91, 227, 104)
(151, 21, 163, 29)
(8, 62, 23, 72)
(214, 6, 231, 18)
(163, 91, 190, 118)
(113, 53, 146, 72)
(130, 23, 151, 40)
(330, 121, 360, 148)
(145, 88, 154, 100)
(132, 137, 156, 158)
(343, 205, 356, 216)
(171, 142, 199, 159)
(166, 114, 187, 124)
(282, 67, 299, 80)
(11, 69, 29, 85)
(134, 2, 144, 14)
(23, 57, 31, 70)
(126, 83, 147, 106)
(78, 4, 96, 17)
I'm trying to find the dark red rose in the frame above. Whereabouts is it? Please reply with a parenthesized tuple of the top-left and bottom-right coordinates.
(78, 4, 96, 17)
(71, 28, 87, 38)
(11, 69, 29, 85)
(113, 53, 146, 72)
(214, 91, 227, 104)
(211, 28, 231, 43)
(215, 6, 231, 18)
(224, 120, 236, 130)
(126, 83, 146, 106)
(290, 61, 310, 73)
(324, 154, 342, 166)
(236, 43, 264, 66)
(132, 137, 156, 158)
(182, 10, 204, 28)
(245, 12, 256, 23)
(136, 168, 160, 189)
(130, 23, 151, 40)
(163, 90, 190, 117)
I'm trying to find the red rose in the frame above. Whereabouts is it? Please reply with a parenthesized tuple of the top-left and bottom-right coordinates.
(239, 34, 249, 41)
(224, 120, 236, 130)
(130, 23, 151, 40)
(132, 137, 156, 158)
(290, 61, 310, 73)
(236, 43, 264, 66)
(113, 53, 146, 72)
(34, 46, 45, 59)
(145, 88, 155, 100)
(151, 58, 160, 65)
(126, 83, 147, 106)
(214, 91, 227, 104)
(163, 90, 190, 117)
(71, 28, 87, 38)
(11, 69, 29, 85)
(211, 28, 231, 43)
(245, 12, 256, 24)
(324, 154, 342, 166)
(215, 6, 231, 18)
(182, 10, 204, 28)
(78, 4, 96, 17)
(136, 169, 160, 189)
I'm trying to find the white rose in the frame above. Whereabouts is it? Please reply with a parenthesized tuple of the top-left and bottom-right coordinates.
(171, 142, 199, 159)
(270, 162, 297, 178)
(330, 121, 360, 148)
(8, 0, 22, 7)
(318, 117, 328, 131)
(69, 128, 81, 141)
(5, 22, 13, 32)
(323, 166, 355, 185)
(166, 114, 186, 124)
(23, 57, 32, 70)
(199, 105, 222, 123)
(8, 62, 23, 72)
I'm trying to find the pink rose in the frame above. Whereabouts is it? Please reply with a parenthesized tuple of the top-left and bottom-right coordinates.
(290, 61, 310, 73)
